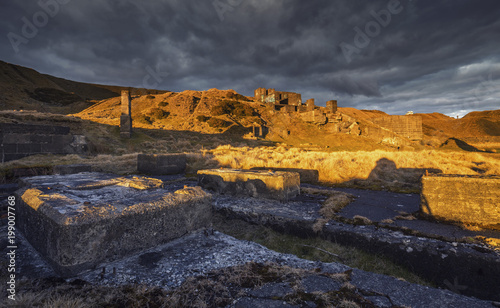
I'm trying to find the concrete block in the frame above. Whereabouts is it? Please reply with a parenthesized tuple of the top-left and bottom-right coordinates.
(3, 133, 30, 144)
(17, 143, 34, 153)
(137, 153, 186, 175)
(15, 173, 212, 276)
(40, 135, 73, 154)
(53, 164, 92, 175)
(1, 143, 17, 154)
(30, 134, 53, 143)
(250, 167, 318, 184)
(197, 169, 300, 200)
(3, 153, 29, 162)
(421, 174, 500, 229)
(41, 143, 65, 154)
(51, 126, 71, 135)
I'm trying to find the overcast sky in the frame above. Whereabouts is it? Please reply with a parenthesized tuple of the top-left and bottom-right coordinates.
(1, 0, 499, 117)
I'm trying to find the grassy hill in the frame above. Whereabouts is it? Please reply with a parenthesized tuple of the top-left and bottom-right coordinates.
(1, 60, 499, 153)
(0, 60, 166, 114)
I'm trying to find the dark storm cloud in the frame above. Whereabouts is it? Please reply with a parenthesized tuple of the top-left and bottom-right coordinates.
(0, 0, 499, 116)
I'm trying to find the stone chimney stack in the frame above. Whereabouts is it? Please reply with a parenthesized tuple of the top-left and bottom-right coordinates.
(326, 100, 337, 113)
(120, 89, 132, 138)
(306, 98, 315, 111)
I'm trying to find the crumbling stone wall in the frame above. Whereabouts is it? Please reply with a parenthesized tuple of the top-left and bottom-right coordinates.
(252, 125, 269, 138)
(254, 88, 302, 106)
(0, 123, 87, 162)
(305, 99, 315, 111)
(326, 100, 337, 113)
(299, 110, 327, 125)
(370, 115, 423, 140)
(421, 174, 500, 229)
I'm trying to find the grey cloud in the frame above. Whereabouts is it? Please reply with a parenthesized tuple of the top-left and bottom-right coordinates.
(0, 0, 499, 116)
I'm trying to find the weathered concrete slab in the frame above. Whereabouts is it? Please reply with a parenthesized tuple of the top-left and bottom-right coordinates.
(421, 174, 500, 230)
(1, 227, 494, 307)
(53, 164, 92, 175)
(137, 153, 186, 175)
(198, 169, 300, 200)
(212, 192, 500, 301)
(15, 172, 211, 276)
(251, 167, 319, 184)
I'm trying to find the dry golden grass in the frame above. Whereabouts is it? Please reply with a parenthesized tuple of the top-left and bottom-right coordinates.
(189, 145, 500, 191)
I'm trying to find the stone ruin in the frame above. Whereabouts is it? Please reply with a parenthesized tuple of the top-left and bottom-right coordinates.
(326, 100, 337, 113)
(253, 87, 341, 128)
(254, 87, 302, 109)
(254, 87, 336, 118)
(197, 169, 300, 201)
(137, 153, 187, 175)
(0, 123, 88, 163)
(370, 115, 423, 140)
(16, 173, 211, 276)
(120, 89, 132, 138)
(421, 174, 500, 229)
(253, 87, 424, 141)
(9, 165, 500, 303)
(252, 124, 269, 138)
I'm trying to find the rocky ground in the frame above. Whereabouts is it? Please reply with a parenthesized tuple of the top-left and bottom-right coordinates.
(1, 175, 499, 307)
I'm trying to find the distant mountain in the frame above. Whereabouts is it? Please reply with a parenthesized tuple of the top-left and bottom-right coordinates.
(0, 60, 165, 114)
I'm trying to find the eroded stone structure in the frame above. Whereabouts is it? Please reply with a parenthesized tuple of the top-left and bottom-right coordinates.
(254, 88, 302, 110)
(326, 100, 337, 113)
(254, 88, 338, 117)
(421, 174, 500, 229)
(370, 115, 423, 140)
(198, 169, 300, 201)
(137, 153, 186, 175)
(15, 173, 212, 276)
(252, 125, 269, 138)
(0, 123, 88, 162)
(120, 89, 132, 138)
(305, 98, 315, 111)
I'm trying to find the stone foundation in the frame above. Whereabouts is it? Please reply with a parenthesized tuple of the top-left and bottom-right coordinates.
(421, 174, 500, 229)
(197, 169, 300, 200)
(15, 173, 212, 276)
(250, 167, 319, 184)
(137, 153, 187, 175)
(0, 123, 88, 162)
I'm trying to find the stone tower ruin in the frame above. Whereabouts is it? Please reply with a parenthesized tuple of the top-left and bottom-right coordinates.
(120, 89, 132, 138)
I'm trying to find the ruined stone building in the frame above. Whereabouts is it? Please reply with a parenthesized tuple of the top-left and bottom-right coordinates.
(254, 88, 302, 111)
(326, 100, 337, 113)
